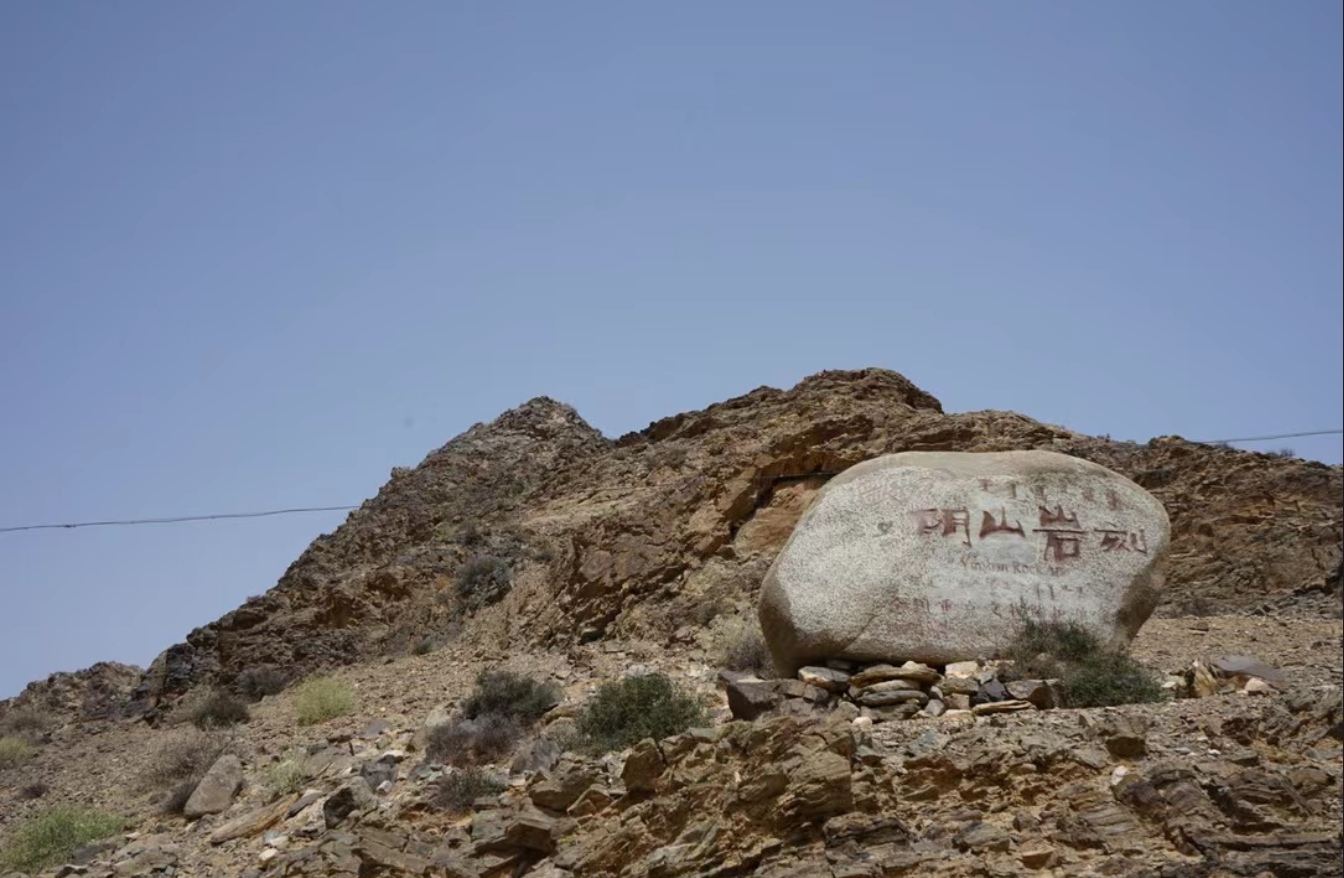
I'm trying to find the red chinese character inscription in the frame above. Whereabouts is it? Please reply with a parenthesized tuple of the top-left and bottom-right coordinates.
(913, 508, 971, 546)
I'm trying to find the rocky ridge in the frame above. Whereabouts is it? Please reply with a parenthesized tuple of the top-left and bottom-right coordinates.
(105, 368, 1343, 716)
(1, 368, 1341, 878)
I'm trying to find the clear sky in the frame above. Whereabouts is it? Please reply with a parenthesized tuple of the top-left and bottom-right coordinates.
(1, 2, 1340, 699)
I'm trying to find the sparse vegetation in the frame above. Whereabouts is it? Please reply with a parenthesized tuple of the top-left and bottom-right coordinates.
(425, 670, 560, 767)
(461, 670, 560, 725)
(426, 713, 523, 767)
(576, 672, 707, 754)
(694, 600, 723, 627)
(412, 637, 436, 656)
(0, 736, 36, 769)
(139, 728, 231, 792)
(1001, 615, 1164, 708)
(1268, 447, 1296, 458)
(455, 554, 513, 609)
(18, 781, 49, 800)
(293, 676, 356, 726)
(715, 621, 777, 678)
(1062, 651, 1167, 708)
(430, 767, 505, 814)
(188, 689, 250, 729)
(237, 666, 289, 701)
(265, 750, 310, 798)
(1004, 616, 1098, 667)
(160, 779, 199, 815)
(0, 806, 125, 873)
(0, 706, 55, 744)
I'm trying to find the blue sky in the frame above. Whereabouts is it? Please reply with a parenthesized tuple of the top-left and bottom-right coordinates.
(1, 1, 1340, 698)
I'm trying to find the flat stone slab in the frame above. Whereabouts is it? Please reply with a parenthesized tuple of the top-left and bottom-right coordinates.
(759, 450, 1170, 673)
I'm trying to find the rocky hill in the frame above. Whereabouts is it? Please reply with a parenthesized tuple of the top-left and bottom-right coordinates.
(1, 368, 1340, 878)
(117, 368, 1341, 715)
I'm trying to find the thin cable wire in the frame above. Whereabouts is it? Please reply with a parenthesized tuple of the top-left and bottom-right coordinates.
(0, 505, 359, 534)
(1, 428, 1339, 535)
(1193, 428, 1342, 445)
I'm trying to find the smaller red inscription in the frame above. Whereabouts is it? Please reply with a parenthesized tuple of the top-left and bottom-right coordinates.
(1094, 528, 1148, 554)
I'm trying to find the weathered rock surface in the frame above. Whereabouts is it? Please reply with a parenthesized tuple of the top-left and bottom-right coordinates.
(20, 367, 1321, 719)
(183, 754, 243, 819)
(2, 368, 1342, 878)
(759, 450, 1171, 671)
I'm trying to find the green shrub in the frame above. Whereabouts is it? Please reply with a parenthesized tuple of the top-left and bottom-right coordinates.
(1005, 616, 1098, 666)
(0, 706, 55, 744)
(455, 555, 513, 609)
(265, 751, 310, 798)
(431, 767, 505, 814)
(1060, 652, 1165, 708)
(0, 736, 36, 769)
(236, 666, 289, 701)
(1001, 616, 1164, 708)
(189, 689, 250, 730)
(293, 677, 356, 726)
(0, 806, 124, 873)
(577, 673, 706, 754)
(462, 670, 560, 725)
(425, 714, 522, 767)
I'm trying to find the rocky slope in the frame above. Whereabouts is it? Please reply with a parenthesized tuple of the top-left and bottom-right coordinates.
(117, 368, 1341, 715)
(1, 616, 1339, 878)
(1, 368, 1342, 878)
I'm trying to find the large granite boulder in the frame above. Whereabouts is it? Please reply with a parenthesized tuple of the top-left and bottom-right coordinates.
(758, 450, 1170, 673)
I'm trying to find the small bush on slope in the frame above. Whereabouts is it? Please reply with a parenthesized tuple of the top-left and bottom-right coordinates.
(293, 676, 356, 726)
(265, 750, 310, 798)
(577, 673, 706, 754)
(138, 728, 234, 813)
(236, 666, 289, 701)
(430, 767, 506, 814)
(426, 713, 522, 767)
(426, 670, 559, 767)
(714, 621, 778, 678)
(188, 689, 250, 729)
(0, 806, 124, 873)
(0, 706, 56, 744)
(0, 736, 35, 769)
(455, 555, 513, 610)
(1001, 616, 1164, 708)
(461, 670, 560, 725)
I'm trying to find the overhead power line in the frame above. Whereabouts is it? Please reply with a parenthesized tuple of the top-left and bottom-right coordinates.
(1193, 428, 1342, 445)
(1, 428, 1339, 536)
(0, 505, 359, 534)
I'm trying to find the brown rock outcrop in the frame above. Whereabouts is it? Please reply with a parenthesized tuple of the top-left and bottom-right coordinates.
(106, 368, 1338, 712)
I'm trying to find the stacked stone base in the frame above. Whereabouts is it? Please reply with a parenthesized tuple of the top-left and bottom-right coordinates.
(724, 659, 1062, 725)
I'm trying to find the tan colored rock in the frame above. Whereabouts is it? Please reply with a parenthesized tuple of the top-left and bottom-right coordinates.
(782, 751, 853, 819)
(759, 450, 1170, 672)
(943, 660, 980, 678)
(209, 795, 301, 845)
(849, 662, 940, 689)
(797, 667, 850, 692)
(1019, 844, 1055, 869)
(183, 754, 243, 819)
(621, 739, 665, 793)
(1243, 678, 1274, 696)
(971, 699, 1034, 715)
